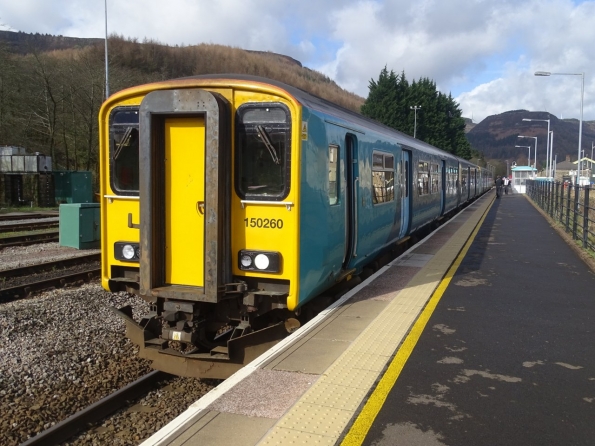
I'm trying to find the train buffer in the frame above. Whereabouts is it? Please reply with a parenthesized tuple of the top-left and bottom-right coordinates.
(140, 190, 595, 446)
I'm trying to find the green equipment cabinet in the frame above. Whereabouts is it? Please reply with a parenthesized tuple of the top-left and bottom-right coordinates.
(59, 203, 100, 249)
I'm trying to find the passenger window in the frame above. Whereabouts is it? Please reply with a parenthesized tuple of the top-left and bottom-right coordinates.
(109, 108, 140, 194)
(372, 152, 395, 204)
(329, 145, 339, 205)
(430, 163, 440, 194)
(417, 161, 430, 195)
(235, 103, 291, 200)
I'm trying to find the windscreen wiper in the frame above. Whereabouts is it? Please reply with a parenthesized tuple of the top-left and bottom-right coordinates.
(256, 125, 280, 165)
(114, 126, 133, 160)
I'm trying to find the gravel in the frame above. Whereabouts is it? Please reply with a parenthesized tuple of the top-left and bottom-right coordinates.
(0, 243, 219, 445)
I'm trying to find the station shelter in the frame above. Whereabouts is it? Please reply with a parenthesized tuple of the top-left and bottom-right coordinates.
(511, 165, 537, 194)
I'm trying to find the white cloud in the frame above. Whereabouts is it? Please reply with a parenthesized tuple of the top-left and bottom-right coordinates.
(0, 0, 594, 123)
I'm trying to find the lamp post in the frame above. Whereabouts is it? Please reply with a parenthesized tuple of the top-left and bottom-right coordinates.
(410, 105, 421, 138)
(518, 136, 538, 172)
(549, 131, 554, 179)
(522, 118, 550, 179)
(104, 0, 109, 99)
(535, 71, 584, 184)
(515, 145, 532, 167)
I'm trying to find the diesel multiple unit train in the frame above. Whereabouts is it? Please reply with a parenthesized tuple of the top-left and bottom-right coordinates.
(99, 74, 491, 378)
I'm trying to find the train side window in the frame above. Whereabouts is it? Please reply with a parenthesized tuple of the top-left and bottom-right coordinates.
(329, 144, 339, 205)
(430, 163, 440, 194)
(235, 103, 291, 201)
(417, 161, 430, 195)
(448, 166, 459, 195)
(372, 152, 394, 205)
(109, 107, 140, 195)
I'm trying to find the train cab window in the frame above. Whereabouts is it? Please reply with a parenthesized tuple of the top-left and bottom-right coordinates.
(235, 103, 291, 200)
(372, 152, 394, 204)
(109, 108, 140, 195)
(417, 161, 430, 195)
(329, 145, 339, 205)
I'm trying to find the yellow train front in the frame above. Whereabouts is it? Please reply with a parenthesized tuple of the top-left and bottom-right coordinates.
(100, 76, 302, 378)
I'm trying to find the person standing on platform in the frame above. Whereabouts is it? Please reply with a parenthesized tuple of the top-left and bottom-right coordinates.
(503, 176, 510, 195)
(495, 176, 503, 198)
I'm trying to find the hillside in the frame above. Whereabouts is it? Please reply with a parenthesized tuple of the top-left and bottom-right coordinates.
(0, 30, 364, 113)
(467, 110, 595, 168)
(0, 30, 102, 54)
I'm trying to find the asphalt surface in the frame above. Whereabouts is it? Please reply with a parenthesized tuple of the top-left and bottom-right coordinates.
(363, 193, 595, 446)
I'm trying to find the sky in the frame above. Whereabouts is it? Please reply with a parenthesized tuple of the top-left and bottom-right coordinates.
(1, 0, 594, 124)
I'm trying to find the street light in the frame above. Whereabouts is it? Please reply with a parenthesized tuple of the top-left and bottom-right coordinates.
(518, 135, 538, 171)
(522, 118, 550, 179)
(104, 0, 109, 99)
(515, 145, 532, 167)
(535, 71, 584, 184)
(410, 105, 421, 138)
(549, 131, 554, 179)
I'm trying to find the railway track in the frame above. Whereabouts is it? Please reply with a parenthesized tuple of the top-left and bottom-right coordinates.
(0, 253, 100, 279)
(0, 230, 59, 248)
(0, 212, 58, 222)
(0, 220, 59, 234)
(20, 371, 171, 446)
(0, 266, 101, 303)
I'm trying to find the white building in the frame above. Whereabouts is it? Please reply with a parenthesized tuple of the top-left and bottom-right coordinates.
(511, 165, 537, 194)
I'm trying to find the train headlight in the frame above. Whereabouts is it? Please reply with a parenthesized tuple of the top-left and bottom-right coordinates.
(254, 254, 269, 270)
(114, 242, 140, 262)
(238, 250, 281, 273)
(240, 255, 252, 268)
(122, 244, 135, 260)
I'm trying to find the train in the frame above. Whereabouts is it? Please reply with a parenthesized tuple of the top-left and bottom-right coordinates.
(99, 74, 491, 379)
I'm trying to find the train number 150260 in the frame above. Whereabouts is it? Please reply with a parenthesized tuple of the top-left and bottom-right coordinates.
(244, 218, 284, 229)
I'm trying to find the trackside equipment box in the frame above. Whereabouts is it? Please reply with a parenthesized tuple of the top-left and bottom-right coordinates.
(59, 203, 100, 249)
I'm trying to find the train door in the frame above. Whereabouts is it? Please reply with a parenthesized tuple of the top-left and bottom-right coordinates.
(165, 117, 205, 286)
(138, 89, 231, 303)
(398, 149, 412, 239)
(440, 160, 446, 215)
(343, 134, 359, 268)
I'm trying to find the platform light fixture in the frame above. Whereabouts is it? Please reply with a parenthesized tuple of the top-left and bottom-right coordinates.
(517, 136, 538, 170)
(535, 71, 584, 184)
(410, 105, 421, 138)
(549, 131, 555, 179)
(515, 145, 532, 167)
(104, 0, 109, 99)
(522, 118, 550, 179)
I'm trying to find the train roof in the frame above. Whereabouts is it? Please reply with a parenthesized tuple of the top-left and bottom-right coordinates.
(151, 74, 476, 166)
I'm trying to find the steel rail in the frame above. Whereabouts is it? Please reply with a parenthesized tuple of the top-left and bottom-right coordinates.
(20, 370, 171, 446)
(0, 267, 101, 303)
(0, 213, 58, 222)
(0, 231, 59, 248)
(0, 253, 100, 279)
(0, 221, 59, 234)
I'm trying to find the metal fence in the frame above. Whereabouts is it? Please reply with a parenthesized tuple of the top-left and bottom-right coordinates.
(526, 180, 595, 252)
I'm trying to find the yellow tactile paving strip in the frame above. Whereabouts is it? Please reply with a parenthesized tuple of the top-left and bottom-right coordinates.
(258, 196, 493, 445)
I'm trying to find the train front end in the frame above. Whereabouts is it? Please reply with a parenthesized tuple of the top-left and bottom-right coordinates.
(99, 78, 301, 378)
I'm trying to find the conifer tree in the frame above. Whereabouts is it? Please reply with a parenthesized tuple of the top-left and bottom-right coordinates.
(361, 69, 472, 159)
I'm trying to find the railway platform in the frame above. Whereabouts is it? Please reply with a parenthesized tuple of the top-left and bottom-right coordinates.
(141, 191, 595, 446)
